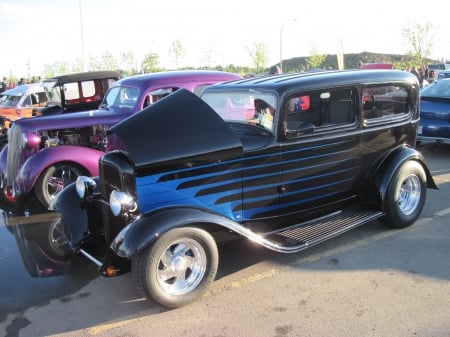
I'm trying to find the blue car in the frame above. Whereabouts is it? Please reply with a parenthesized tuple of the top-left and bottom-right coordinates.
(417, 78, 450, 145)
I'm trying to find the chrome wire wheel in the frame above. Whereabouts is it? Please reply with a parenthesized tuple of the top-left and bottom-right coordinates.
(156, 238, 207, 296)
(48, 217, 70, 256)
(36, 163, 85, 208)
(47, 166, 80, 197)
(398, 174, 421, 216)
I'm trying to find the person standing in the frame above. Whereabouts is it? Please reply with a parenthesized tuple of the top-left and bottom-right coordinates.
(0, 77, 6, 93)
(268, 65, 281, 75)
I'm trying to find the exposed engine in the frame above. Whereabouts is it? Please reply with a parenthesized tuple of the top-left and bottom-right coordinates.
(41, 126, 106, 150)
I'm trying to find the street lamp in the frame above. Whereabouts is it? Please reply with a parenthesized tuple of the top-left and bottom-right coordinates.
(79, 0, 86, 71)
(335, 36, 345, 70)
(280, 18, 297, 73)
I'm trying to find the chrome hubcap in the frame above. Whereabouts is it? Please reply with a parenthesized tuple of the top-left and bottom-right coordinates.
(398, 174, 421, 215)
(156, 238, 207, 296)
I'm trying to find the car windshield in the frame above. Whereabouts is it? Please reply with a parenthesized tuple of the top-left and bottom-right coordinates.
(102, 86, 139, 111)
(42, 80, 63, 106)
(421, 80, 450, 98)
(1, 94, 21, 107)
(438, 72, 450, 80)
(201, 91, 277, 132)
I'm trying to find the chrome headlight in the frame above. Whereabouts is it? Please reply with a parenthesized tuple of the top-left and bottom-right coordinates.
(76, 176, 97, 198)
(110, 190, 136, 216)
(22, 131, 41, 148)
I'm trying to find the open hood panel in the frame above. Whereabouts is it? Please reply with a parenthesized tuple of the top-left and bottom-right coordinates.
(110, 89, 243, 170)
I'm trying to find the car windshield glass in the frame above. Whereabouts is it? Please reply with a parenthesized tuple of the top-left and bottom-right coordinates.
(103, 86, 139, 110)
(438, 72, 450, 80)
(1, 95, 21, 107)
(202, 91, 277, 132)
(421, 80, 450, 98)
(42, 80, 62, 106)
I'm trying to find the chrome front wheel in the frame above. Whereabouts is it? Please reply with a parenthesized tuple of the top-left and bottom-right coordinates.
(132, 227, 218, 308)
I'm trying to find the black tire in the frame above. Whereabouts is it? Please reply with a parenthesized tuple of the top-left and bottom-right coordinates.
(381, 160, 427, 228)
(132, 227, 219, 308)
(35, 163, 85, 209)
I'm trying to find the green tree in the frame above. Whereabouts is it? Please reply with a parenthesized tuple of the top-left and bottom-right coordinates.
(120, 50, 139, 75)
(88, 54, 102, 71)
(42, 61, 71, 77)
(402, 21, 434, 67)
(101, 51, 119, 71)
(305, 45, 327, 70)
(142, 53, 160, 73)
(200, 41, 217, 69)
(246, 42, 269, 74)
(169, 39, 187, 69)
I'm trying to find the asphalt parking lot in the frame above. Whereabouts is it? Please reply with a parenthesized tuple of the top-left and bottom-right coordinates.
(1, 143, 449, 337)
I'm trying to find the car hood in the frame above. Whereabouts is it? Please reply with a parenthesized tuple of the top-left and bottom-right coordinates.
(110, 88, 243, 169)
(11, 109, 129, 132)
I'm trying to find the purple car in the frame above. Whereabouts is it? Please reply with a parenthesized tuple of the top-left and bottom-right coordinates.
(0, 70, 241, 210)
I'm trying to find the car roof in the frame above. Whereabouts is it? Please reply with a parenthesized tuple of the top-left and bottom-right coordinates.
(43, 71, 121, 84)
(1, 83, 43, 96)
(203, 69, 418, 97)
(111, 70, 241, 88)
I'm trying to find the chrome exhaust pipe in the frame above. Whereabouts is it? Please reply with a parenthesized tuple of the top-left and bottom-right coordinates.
(78, 248, 102, 267)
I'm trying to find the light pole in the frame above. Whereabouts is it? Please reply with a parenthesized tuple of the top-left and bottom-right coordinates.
(280, 18, 297, 73)
(335, 36, 345, 70)
(79, 0, 86, 71)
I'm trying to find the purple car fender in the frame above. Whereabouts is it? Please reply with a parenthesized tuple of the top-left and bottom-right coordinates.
(16, 146, 103, 195)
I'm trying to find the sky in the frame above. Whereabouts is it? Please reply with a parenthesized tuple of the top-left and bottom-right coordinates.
(1, 0, 449, 78)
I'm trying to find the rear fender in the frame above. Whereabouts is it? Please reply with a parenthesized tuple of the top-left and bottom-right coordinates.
(371, 146, 438, 210)
(17, 146, 103, 194)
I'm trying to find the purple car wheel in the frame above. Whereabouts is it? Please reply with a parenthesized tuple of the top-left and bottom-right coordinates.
(35, 163, 85, 209)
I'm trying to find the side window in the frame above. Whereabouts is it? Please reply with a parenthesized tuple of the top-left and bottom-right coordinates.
(64, 82, 80, 101)
(142, 87, 177, 109)
(22, 95, 32, 107)
(285, 88, 355, 135)
(81, 80, 96, 98)
(363, 84, 409, 120)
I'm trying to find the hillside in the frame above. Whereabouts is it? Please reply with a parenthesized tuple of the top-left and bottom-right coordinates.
(281, 51, 440, 71)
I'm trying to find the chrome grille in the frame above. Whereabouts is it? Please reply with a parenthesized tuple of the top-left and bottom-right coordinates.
(5, 124, 26, 191)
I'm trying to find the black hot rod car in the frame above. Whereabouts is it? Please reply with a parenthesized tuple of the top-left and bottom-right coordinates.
(51, 69, 437, 308)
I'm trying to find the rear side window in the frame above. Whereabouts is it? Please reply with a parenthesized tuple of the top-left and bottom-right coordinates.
(363, 84, 409, 120)
(285, 88, 356, 134)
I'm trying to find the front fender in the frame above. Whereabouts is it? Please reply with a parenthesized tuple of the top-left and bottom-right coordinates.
(112, 207, 250, 258)
(372, 146, 438, 208)
(17, 146, 103, 194)
(50, 179, 97, 249)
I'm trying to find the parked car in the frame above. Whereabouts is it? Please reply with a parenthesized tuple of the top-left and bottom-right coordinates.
(51, 69, 437, 308)
(0, 83, 47, 133)
(437, 70, 450, 81)
(416, 78, 450, 145)
(37, 71, 120, 116)
(0, 71, 120, 148)
(0, 70, 241, 210)
(361, 63, 394, 70)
